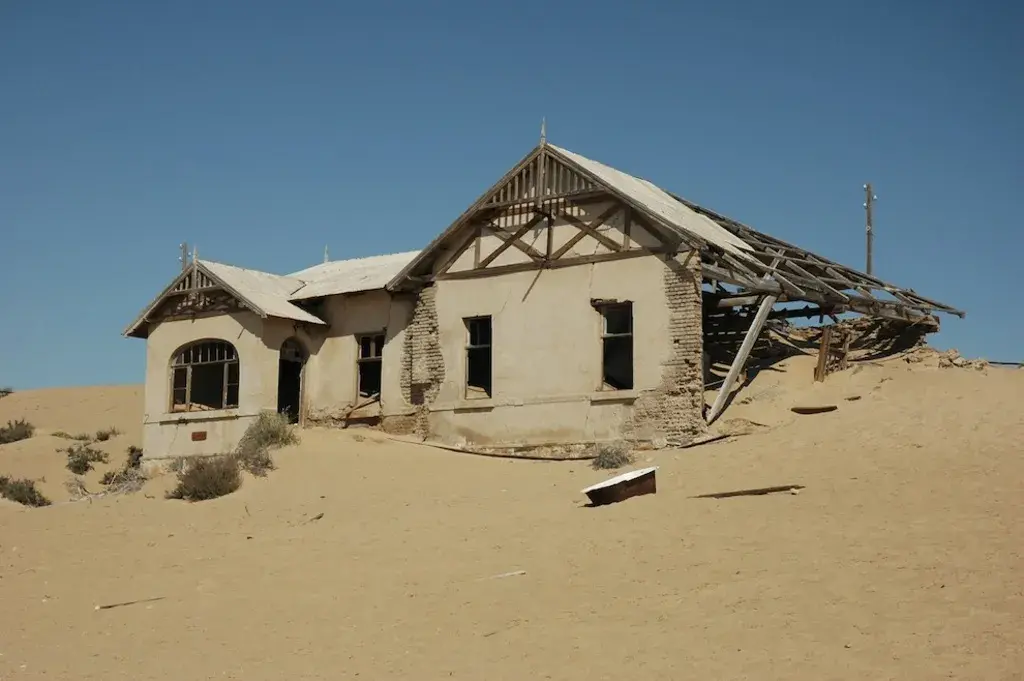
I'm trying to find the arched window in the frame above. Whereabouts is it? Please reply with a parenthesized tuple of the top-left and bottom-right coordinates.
(170, 340, 240, 412)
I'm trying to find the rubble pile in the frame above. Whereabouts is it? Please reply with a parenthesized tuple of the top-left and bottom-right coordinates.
(935, 348, 989, 371)
(769, 316, 932, 359)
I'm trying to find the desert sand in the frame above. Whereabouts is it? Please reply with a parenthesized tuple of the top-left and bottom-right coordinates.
(1, 356, 1022, 680)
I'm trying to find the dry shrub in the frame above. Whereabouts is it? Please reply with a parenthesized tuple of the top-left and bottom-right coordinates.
(0, 387, 12, 399)
(94, 427, 121, 442)
(235, 446, 274, 477)
(99, 446, 147, 493)
(63, 442, 109, 474)
(0, 476, 51, 507)
(0, 419, 34, 445)
(233, 411, 297, 476)
(126, 445, 143, 468)
(591, 441, 634, 470)
(166, 413, 294, 502)
(167, 456, 241, 502)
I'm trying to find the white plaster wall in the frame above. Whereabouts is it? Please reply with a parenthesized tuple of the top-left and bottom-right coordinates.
(141, 311, 280, 461)
(427, 253, 684, 446)
(292, 290, 410, 420)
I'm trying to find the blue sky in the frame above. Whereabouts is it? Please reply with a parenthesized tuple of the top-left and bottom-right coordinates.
(1, 0, 1020, 388)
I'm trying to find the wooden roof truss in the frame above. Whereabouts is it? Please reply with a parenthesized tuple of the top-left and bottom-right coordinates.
(389, 142, 962, 328)
(124, 261, 258, 338)
(676, 198, 964, 326)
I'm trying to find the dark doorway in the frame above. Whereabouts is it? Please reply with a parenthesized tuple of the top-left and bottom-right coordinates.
(277, 338, 306, 424)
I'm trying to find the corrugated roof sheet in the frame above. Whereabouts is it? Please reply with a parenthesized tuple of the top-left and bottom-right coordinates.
(549, 145, 754, 257)
(199, 260, 325, 325)
(288, 251, 420, 301)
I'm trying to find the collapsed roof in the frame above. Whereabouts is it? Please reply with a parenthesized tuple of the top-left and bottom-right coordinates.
(388, 143, 963, 326)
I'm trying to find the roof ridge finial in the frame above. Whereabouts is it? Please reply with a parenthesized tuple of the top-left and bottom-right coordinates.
(540, 117, 546, 146)
(324, 245, 329, 264)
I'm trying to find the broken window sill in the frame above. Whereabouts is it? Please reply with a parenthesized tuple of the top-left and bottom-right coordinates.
(590, 390, 639, 403)
(153, 409, 247, 425)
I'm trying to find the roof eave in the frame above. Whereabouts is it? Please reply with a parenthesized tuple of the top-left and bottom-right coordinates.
(121, 262, 275, 339)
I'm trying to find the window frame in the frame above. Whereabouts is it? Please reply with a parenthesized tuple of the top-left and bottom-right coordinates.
(464, 315, 493, 398)
(356, 332, 386, 399)
(169, 340, 240, 412)
(597, 302, 634, 391)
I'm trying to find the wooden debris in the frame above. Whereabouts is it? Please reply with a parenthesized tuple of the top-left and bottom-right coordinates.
(814, 326, 851, 382)
(95, 596, 166, 611)
(694, 484, 804, 499)
(478, 570, 527, 581)
(672, 433, 731, 449)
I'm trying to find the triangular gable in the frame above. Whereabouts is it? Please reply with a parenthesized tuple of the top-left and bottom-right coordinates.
(123, 261, 324, 339)
(385, 142, 759, 291)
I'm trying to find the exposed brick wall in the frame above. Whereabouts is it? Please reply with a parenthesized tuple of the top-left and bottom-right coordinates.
(627, 253, 707, 445)
(383, 286, 445, 438)
(380, 412, 419, 437)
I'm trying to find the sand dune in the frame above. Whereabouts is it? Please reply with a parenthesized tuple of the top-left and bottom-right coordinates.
(0, 359, 1022, 679)
(0, 384, 142, 441)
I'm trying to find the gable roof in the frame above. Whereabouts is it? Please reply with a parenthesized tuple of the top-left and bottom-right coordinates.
(385, 141, 963, 324)
(124, 251, 421, 338)
(385, 142, 763, 292)
(123, 260, 326, 338)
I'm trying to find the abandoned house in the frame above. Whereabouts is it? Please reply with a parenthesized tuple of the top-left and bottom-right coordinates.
(124, 139, 964, 462)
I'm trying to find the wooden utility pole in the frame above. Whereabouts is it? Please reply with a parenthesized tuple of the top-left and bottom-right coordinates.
(864, 183, 876, 275)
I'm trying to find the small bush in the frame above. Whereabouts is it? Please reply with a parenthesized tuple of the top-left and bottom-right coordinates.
(52, 431, 73, 439)
(94, 427, 121, 442)
(63, 443, 109, 474)
(0, 476, 51, 507)
(0, 419, 34, 445)
(591, 441, 634, 470)
(233, 412, 297, 477)
(167, 456, 241, 502)
(71, 433, 92, 442)
(234, 446, 274, 477)
(126, 445, 143, 468)
(100, 466, 146, 491)
(100, 445, 146, 490)
(0, 387, 13, 399)
(236, 412, 297, 455)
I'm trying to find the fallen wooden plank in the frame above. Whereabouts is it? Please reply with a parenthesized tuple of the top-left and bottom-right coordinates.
(694, 484, 804, 499)
(478, 570, 526, 581)
(95, 596, 166, 611)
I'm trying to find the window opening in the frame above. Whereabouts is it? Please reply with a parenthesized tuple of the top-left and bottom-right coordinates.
(465, 316, 492, 397)
(357, 333, 385, 398)
(599, 303, 633, 390)
(170, 340, 239, 412)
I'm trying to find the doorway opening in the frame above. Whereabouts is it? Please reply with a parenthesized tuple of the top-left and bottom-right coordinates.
(278, 338, 307, 424)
